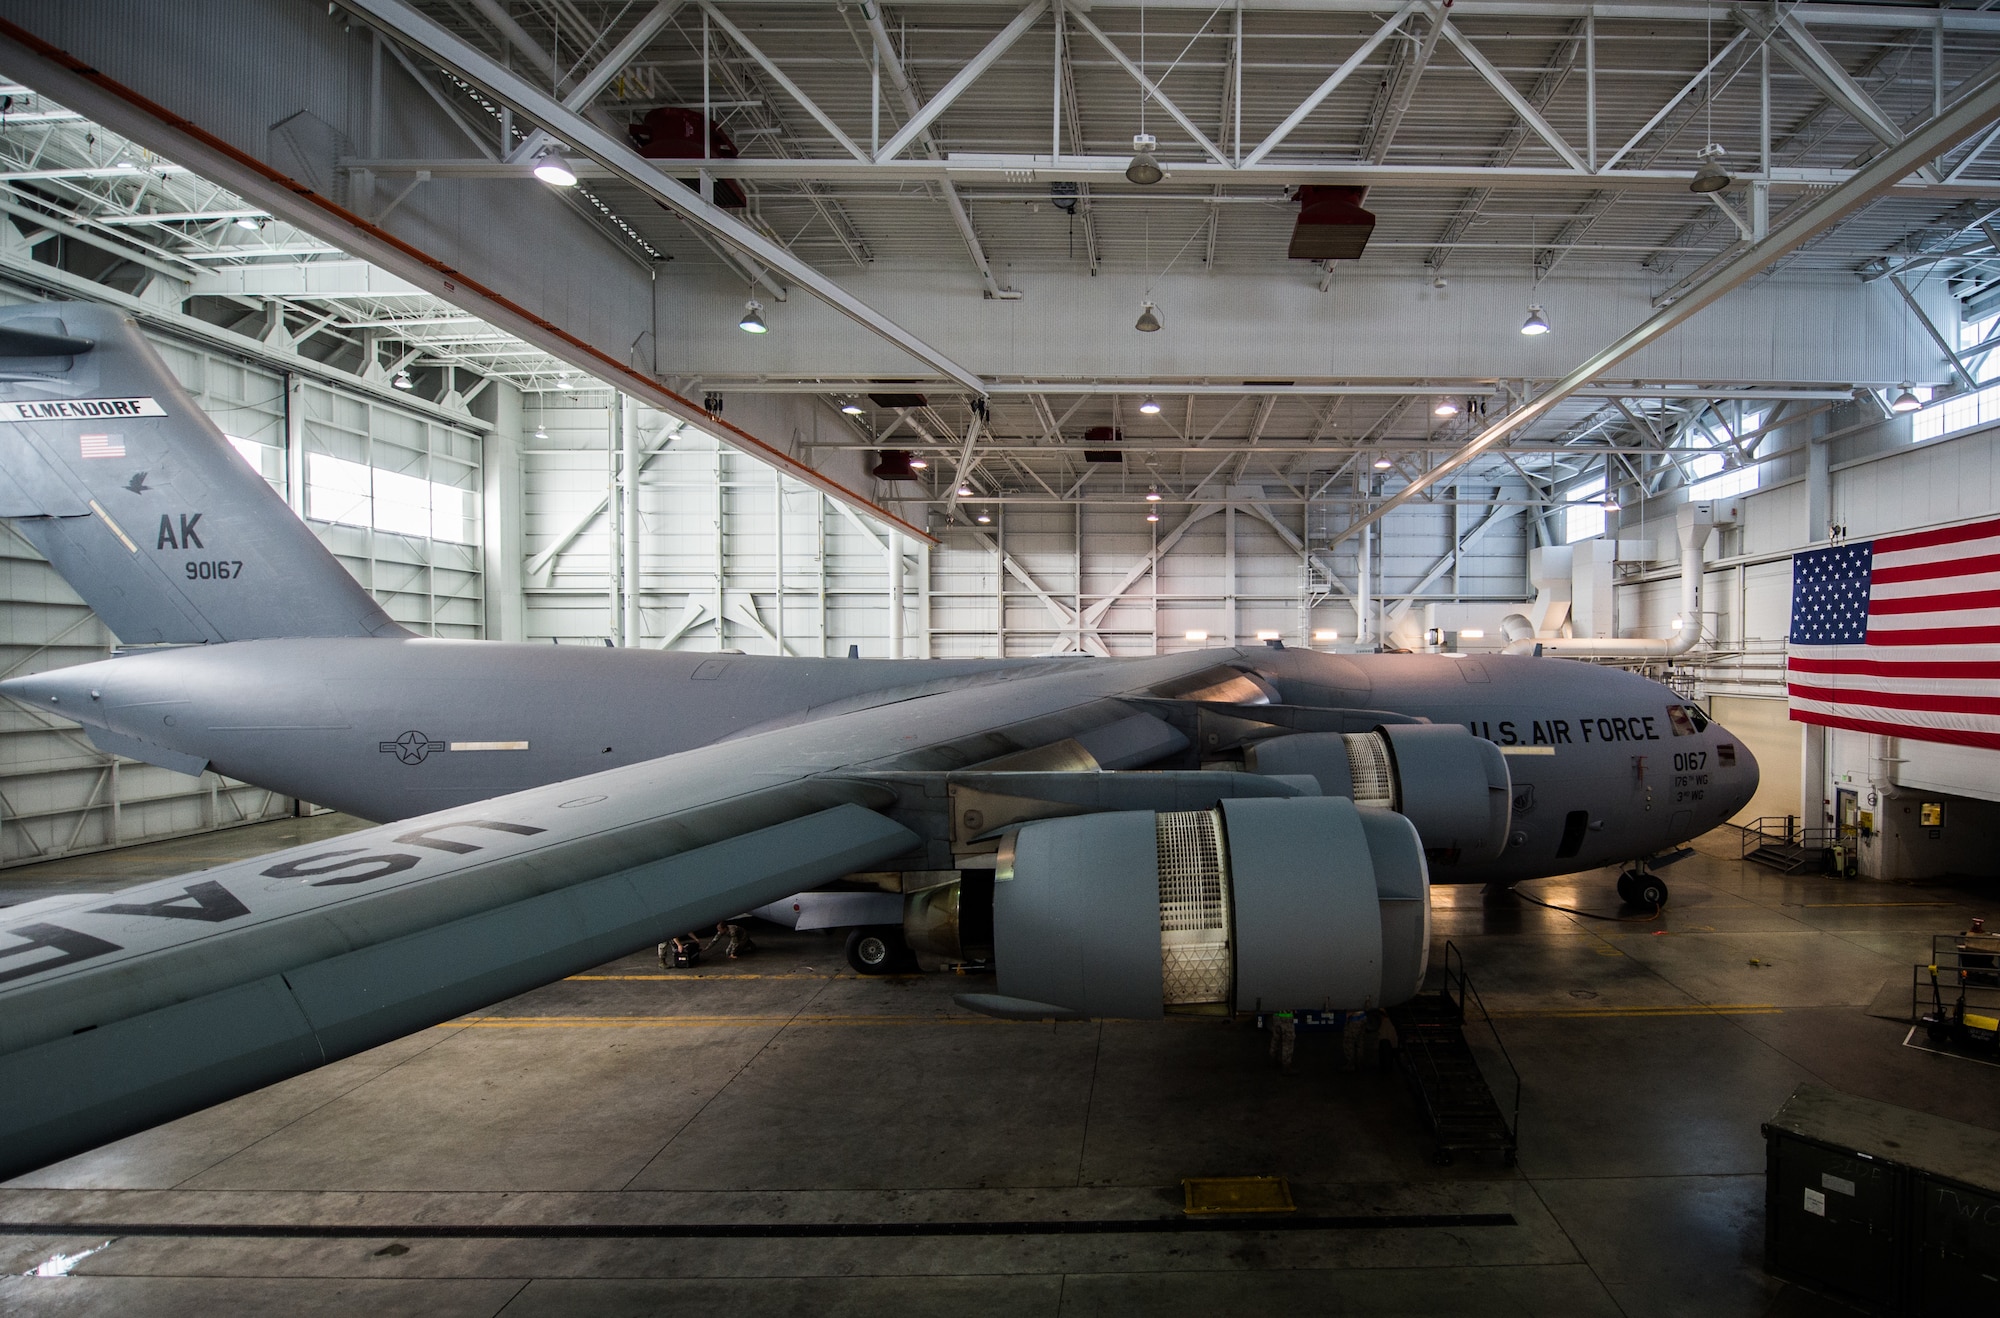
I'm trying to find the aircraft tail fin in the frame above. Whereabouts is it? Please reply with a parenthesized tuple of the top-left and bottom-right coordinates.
(0, 302, 408, 643)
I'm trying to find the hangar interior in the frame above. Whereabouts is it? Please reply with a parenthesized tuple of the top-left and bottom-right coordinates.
(0, 2, 1997, 1314)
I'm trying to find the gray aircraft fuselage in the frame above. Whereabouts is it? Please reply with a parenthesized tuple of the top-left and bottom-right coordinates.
(4, 640, 1756, 885)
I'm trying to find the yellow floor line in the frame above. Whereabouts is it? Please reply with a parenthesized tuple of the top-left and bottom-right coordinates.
(1489, 1004, 1782, 1019)
(1800, 902, 1955, 908)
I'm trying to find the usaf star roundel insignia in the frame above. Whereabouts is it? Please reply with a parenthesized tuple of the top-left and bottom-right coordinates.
(379, 730, 447, 764)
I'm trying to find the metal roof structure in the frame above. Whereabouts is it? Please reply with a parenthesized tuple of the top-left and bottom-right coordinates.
(2, 1, 1999, 529)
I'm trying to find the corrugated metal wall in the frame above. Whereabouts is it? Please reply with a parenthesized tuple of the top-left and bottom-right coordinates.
(0, 306, 485, 867)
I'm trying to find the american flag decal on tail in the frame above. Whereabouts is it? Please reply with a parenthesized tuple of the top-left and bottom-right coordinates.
(1787, 514, 2000, 751)
(78, 432, 124, 459)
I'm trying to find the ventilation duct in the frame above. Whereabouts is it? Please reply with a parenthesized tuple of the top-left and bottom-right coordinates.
(1288, 186, 1377, 261)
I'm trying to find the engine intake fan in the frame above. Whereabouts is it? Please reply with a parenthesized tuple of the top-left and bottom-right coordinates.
(958, 796, 1427, 1021)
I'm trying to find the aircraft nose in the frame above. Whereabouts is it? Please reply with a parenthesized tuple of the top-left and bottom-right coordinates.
(1715, 723, 1760, 819)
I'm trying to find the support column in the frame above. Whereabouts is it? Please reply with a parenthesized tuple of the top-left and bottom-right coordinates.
(481, 380, 526, 641)
(284, 372, 306, 515)
(621, 394, 640, 647)
(887, 528, 905, 659)
(1806, 436, 1832, 542)
(1801, 723, 1827, 833)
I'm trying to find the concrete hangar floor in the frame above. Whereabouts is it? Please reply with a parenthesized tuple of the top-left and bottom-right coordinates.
(0, 816, 1990, 1317)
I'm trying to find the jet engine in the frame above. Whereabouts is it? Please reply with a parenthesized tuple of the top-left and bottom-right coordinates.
(952, 796, 1429, 1020)
(1243, 724, 1510, 865)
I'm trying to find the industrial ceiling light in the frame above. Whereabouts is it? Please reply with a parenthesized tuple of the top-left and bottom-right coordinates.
(1146, 509, 1160, 522)
(1312, 629, 1338, 642)
(1433, 396, 1461, 417)
(1135, 301, 1163, 333)
(1891, 382, 1923, 413)
(1689, 143, 1732, 194)
(1373, 456, 1394, 470)
(392, 369, 414, 391)
(1521, 304, 1551, 336)
(957, 482, 973, 498)
(1145, 486, 1162, 502)
(975, 509, 992, 524)
(1126, 133, 1163, 185)
(738, 299, 768, 334)
(908, 457, 927, 470)
(840, 399, 865, 415)
(1137, 395, 1161, 415)
(532, 149, 579, 187)
(1602, 497, 1621, 511)
(1184, 630, 1208, 642)
(556, 372, 573, 390)
(534, 421, 548, 440)
(233, 215, 266, 231)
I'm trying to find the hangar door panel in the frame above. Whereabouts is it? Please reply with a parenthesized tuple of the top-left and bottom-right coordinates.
(1711, 696, 1801, 827)
(1895, 741, 2000, 805)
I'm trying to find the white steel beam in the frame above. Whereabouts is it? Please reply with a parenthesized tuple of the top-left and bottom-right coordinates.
(1437, 15, 1587, 173)
(1598, 27, 1747, 172)
(1066, 8, 1230, 167)
(874, 1, 1050, 163)
(697, 2, 868, 162)
(1323, 60, 2000, 547)
(338, 0, 983, 394)
(1243, 1, 1416, 167)
(508, 0, 685, 164)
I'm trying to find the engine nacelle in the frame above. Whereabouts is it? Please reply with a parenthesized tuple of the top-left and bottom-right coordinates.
(1243, 724, 1510, 864)
(964, 797, 1428, 1020)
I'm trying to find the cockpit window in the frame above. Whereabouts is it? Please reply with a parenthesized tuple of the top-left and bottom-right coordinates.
(1686, 703, 1711, 732)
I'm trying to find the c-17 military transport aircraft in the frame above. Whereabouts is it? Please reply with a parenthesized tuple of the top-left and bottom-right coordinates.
(0, 304, 1756, 1180)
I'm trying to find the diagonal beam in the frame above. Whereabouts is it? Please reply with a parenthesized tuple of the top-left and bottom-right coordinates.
(1598, 27, 1747, 172)
(1438, 16, 1587, 172)
(1245, 0, 1417, 167)
(1888, 274, 1977, 387)
(1763, 9, 1907, 146)
(508, 0, 684, 164)
(340, 0, 983, 393)
(875, 1, 1049, 163)
(1324, 61, 2000, 548)
(1067, 8, 1229, 167)
(1385, 497, 1521, 625)
(1081, 503, 1220, 627)
(696, 1, 868, 162)
(1370, 3, 1447, 164)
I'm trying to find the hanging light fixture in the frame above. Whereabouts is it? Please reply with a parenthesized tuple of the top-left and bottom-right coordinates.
(233, 215, 266, 231)
(1146, 510, 1161, 522)
(1373, 456, 1394, 470)
(957, 482, 973, 498)
(975, 509, 992, 524)
(738, 299, 768, 334)
(1689, 143, 1732, 194)
(1521, 304, 1551, 336)
(1126, 133, 1163, 185)
(1145, 487, 1162, 502)
(1137, 396, 1161, 415)
(840, 399, 865, 415)
(1135, 301, 1163, 333)
(1891, 382, 1923, 413)
(556, 372, 573, 390)
(532, 148, 579, 187)
(908, 457, 928, 470)
(392, 369, 414, 391)
(1433, 397, 1461, 417)
(534, 421, 548, 440)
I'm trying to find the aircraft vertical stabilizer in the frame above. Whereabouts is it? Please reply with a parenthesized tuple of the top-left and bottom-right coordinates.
(0, 302, 407, 643)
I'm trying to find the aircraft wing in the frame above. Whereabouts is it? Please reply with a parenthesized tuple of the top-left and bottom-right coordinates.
(0, 651, 1220, 1179)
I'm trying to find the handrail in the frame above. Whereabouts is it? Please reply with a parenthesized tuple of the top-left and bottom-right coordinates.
(1441, 939, 1522, 1146)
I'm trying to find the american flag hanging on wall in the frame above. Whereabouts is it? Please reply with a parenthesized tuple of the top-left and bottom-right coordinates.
(1787, 514, 2000, 751)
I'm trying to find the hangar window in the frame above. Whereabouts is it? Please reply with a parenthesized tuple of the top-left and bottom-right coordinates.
(307, 453, 477, 544)
(1913, 380, 1999, 443)
(1564, 475, 1606, 543)
(1688, 452, 1758, 501)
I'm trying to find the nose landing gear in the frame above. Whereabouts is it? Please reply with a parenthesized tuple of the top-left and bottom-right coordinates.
(1616, 868, 1668, 908)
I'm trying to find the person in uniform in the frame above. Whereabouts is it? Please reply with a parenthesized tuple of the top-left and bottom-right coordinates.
(714, 921, 754, 960)
(1269, 1010, 1297, 1071)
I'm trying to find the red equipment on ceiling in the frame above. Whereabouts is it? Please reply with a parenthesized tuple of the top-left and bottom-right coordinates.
(1288, 186, 1376, 261)
(629, 107, 746, 209)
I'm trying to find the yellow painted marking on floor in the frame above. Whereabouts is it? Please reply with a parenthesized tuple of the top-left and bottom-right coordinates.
(565, 973, 916, 982)
(1491, 1004, 1781, 1020)
(1183, 1177, 1296, 1216)
(1801, 902, 1955, 908)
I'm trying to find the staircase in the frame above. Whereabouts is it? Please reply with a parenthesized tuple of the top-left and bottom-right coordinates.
(1739, 817, 1833, 873)
(1388, 942, 1519, 1166)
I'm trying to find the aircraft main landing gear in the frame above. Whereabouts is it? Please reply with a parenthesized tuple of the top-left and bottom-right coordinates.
(845, 925, 909, 975)
(1616, 868, 1668, 908)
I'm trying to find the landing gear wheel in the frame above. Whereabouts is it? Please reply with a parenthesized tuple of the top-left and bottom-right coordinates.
(1617, 870, 1668, 907)
(1615, 871, 1640, 904)
(845, 925, 906, 975)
